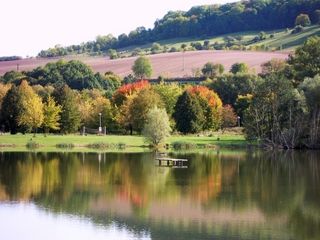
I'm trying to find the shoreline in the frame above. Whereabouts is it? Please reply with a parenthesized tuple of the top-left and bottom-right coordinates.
(0, 133, 252, 152)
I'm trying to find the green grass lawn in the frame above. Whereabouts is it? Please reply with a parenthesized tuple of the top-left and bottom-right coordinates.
(0, 133, 248, 151)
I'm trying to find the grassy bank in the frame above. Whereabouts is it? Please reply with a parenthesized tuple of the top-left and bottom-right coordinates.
(0, 133, 249, 151)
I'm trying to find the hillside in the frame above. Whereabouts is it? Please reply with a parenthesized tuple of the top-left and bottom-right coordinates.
(3, 24, 319, 78)
(0, 50, 288, 78)
(37, 0, 320, 58)
(117, 25, 320, 57)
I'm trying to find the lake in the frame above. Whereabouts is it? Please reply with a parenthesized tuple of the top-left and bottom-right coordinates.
(0, 151, 319, 240)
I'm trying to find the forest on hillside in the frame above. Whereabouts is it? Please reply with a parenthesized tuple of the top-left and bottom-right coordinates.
(38, 0, 320, 57)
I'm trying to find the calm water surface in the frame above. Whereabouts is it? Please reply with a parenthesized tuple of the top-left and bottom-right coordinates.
(0, 151, 319, 240)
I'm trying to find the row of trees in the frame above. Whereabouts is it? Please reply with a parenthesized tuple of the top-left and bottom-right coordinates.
(0, 78, 237, 139)
(241, 37, 320, 148)
(37, 0, 320, 57)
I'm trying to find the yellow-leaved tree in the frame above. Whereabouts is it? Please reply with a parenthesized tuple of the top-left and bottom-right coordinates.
(43, 95, 62, 135)
(18, 80, 44, 135)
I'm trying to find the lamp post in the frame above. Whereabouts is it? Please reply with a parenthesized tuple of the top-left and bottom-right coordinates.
(99, 113, 102, 133)
(237, 116, 241, 127)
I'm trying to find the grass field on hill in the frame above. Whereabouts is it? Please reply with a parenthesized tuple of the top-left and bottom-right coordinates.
(120, 25, 320, 53)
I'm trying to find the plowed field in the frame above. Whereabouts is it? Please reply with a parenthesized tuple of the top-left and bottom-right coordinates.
(0, 50, 288, 78)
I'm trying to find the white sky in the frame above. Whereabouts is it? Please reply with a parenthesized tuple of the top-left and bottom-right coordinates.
(1, 0, 235, 57)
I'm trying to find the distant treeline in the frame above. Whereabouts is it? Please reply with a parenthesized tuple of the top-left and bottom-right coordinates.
(38, 0, 320, 57)
(0, 56, 22, 62)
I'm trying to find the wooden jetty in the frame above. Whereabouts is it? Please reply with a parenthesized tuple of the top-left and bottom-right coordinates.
(155, 157, 188, 168)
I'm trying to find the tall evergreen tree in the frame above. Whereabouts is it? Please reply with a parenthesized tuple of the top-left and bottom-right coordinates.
(173, 91, 205, 133)
(57, 85, 81, 134)
(0, 85, 20, 134)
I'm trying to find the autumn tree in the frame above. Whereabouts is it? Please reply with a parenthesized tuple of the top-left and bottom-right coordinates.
(221, 105, 237, 131)
(112, 80, 150, 106)
(88, 93, 114, 130)
(187, 86, 223, 130)
(43, 95, 62, 134)
(143, 107, 171, 147)
(17, 80, 44, 135)
(0, 83, 11, 112)
(128, 88, 164, 133)
(132, 56, 152, 79)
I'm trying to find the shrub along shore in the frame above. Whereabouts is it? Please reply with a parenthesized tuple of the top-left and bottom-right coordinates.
(0, 132, 249, 151)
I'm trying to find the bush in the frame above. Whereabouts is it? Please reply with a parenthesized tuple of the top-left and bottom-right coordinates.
(86, 142, 126, 150)
(87, 142, 113, 149)
(56, 143, 75, 149)
(116, 143, 127, 149)
(26, 141, 40, 149)
(172, 141, 197, 150)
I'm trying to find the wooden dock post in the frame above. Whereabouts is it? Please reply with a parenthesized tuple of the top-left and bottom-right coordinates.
(155, 157, 188, 168)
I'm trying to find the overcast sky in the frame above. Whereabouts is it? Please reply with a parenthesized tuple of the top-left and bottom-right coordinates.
(1, 0, 236, 57)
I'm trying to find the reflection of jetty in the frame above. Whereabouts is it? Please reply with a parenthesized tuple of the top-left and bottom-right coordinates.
(155, 157, 188, 168)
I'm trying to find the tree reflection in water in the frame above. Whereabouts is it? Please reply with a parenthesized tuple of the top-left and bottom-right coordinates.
(0, 150, 319, 240)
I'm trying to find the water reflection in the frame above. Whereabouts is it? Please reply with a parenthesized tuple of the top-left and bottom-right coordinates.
(0, 151, 319, 240)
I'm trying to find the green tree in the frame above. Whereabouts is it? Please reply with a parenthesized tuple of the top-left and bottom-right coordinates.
(209, 74, 256, 106)
(234, 94, 252, 122)
(26, 60, 103, 90)
(153, 83, 182, 117)
(295, 14, 311, 27)
(108, 49, 119, 59)
(100, 71, 122, 98)
(288, 36, 320, 82)
(173, 91, 205, 133)
(0, 71, 26, 84)
(17, 80, 44, 135)
(244, 75, 305, 148)
(0, 85, 20, 133)
(201, 62, 224, 78)
(261, 59, 287, 76)
(132, 56, 153, 79)
(128, 88, 163, 132)
(43, 95, 62, 134)
(299, 75, 320, 147)
(230, 63, 249, 74)
(56, 86, 81, 134)
(143, 107, 171, 147)
(151, 43, 162, 54)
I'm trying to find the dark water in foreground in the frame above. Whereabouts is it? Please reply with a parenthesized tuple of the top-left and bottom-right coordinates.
(0, 151, 319, 240)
